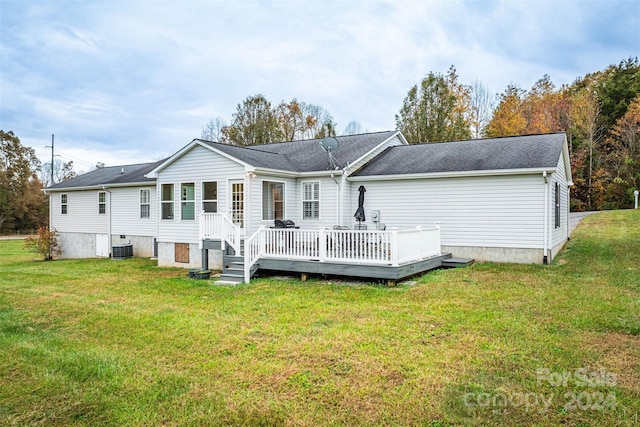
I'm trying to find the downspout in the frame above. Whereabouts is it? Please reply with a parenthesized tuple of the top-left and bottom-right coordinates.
(102, 186, 112, 257)
(566, 187, 571, 241)
(339, 172, 347, 226)
(542, 172, 549, 265)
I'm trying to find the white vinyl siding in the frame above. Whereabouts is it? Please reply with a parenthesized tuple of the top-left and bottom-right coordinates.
(50, 190, 109, 233)
(302, 181, 320, 219)
(157, 144, 245, 243)
(109, 186, 156, 236)
(551, 151, 570, 250)
(356, 174, 546, 248)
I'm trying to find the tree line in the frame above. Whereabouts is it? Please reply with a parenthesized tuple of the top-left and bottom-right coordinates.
(206, 58, 639, 211)
(2, 57, 638, 233)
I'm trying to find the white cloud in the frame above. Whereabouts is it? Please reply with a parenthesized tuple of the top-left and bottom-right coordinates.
(1, 0, 638, 172)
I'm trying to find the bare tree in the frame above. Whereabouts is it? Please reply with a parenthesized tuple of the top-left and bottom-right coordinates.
(469, 78, 494, 138)
(343, 120, 364, 135)
(201, 116, 227, 142)
(40, 158, 77, 187)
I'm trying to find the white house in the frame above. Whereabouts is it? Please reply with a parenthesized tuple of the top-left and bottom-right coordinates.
(46, 161, 162, 259)
(47, 131, 572, 283)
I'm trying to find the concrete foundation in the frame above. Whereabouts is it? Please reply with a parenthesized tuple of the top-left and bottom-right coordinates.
(442, 237, 569, 265)
(441, 245, 545, 264)
(111, 235, 155, 258)
(157, 242, 223, 270)
(57, 232, 96, 259)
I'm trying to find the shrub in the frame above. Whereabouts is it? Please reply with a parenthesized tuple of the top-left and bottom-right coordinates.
(23, 226, 61, 260)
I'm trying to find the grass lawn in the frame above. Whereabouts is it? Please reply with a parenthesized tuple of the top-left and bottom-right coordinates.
(1, 210, 639, 426)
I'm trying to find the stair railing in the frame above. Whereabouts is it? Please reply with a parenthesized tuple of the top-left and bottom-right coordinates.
(244, 226, 265, 283)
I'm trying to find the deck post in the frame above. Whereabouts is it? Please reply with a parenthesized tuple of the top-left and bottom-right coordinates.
(319, 228, 327, 262)
(201, 248, 208, 270)
(390, 229, 399, 266)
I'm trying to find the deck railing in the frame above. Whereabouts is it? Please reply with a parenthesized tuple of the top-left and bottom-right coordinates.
(258, 226, 440, 266)
(200, 213, 441, 283)
(198, 212, 240, 254)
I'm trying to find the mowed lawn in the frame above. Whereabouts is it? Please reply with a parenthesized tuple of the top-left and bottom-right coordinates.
(1, 211, 639, 426)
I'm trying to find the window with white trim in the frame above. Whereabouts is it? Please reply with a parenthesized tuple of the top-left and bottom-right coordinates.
(262, 181, 284, 220)
(161, 184, 174, 220)
(181, 183, 195, 220)
(302, 181, 320, 219)
(202, 181, 217, 213)
(140, 189, 150, 218)
(98, 191, 106, 214)
(61, 194, 68, 215)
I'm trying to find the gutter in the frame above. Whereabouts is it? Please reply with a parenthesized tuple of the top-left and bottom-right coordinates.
(542, 172, 549, 264)
(349, 167, 559, 182)
(46, 181, 156, 192)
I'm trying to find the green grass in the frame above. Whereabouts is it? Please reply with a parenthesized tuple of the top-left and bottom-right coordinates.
(1, 210, 639, 426)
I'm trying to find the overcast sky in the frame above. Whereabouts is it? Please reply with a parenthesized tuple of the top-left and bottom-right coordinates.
(1, 0, 638, 172)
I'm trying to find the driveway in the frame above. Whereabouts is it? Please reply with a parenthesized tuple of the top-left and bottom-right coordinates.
(569, 211, 599, 235)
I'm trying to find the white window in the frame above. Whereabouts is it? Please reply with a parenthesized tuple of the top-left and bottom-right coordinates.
(61, 194, 68, 215)
(181, 183, 195, 220)
(98, 192, 106, 214)
(202, 181, 217, 213)
(262, 181, 284, 220)
(161, 184, 174, 220)
(302, 181, 320, 219)
(140, 189, 150, 218)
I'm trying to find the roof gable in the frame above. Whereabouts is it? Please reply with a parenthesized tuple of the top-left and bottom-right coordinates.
(148, 131, 401, 177)
(352, 133, 568, 177)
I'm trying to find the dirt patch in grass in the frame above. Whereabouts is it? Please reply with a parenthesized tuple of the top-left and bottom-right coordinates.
(582, 332, 640, 393)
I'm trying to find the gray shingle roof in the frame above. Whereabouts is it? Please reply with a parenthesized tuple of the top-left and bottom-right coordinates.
(47, 160, 163, 190)
(352, 133, 566, 177)
(199, 130, 399, 172)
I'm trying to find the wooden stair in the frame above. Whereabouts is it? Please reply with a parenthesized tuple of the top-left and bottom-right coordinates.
(441, 257, 475, 268)
(214, 243, 258, 285)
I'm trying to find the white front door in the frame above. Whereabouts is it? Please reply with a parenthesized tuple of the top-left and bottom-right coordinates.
(96, 234, 110, 257)
(229, 180, 245, 233)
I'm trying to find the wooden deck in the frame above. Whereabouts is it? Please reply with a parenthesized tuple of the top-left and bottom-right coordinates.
(254, 252, 454, 285)
(199, 212, 473, 284)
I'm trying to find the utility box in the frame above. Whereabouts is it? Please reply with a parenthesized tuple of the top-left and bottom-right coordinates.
(371, 210, 380, 223)
(112, 243, 133, 259)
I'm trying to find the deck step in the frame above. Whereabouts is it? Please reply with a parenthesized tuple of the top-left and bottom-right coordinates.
(441, 257, 475, 268)
(214, 279, 243, 285)
(218, 272, 244, 282)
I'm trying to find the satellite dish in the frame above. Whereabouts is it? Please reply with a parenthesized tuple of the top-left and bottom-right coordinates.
(319, 137, 339, 153)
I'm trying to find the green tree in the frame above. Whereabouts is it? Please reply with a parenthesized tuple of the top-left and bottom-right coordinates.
(222, 94, 283, 146)
(595, 57, 640, 130)
(0, 130, 47, 232)
(396, 67, 471, 144)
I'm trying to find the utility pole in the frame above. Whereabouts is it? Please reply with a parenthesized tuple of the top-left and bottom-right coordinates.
(50, 134, 54, 186)
(45, 134, 55, 186)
